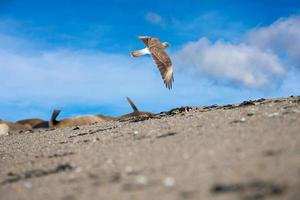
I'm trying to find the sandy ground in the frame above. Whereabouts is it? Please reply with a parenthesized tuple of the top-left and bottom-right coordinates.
(0, 96, 299, 200)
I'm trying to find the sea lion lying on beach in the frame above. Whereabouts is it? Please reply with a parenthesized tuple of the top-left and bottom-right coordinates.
(0, 120, 32, 135)
(49, 110, 116, 128)
(0, 97, 154, 133)
(49, 97, 154, 128)
(16, 118, 49, 129)
(117, 97, 154, 121)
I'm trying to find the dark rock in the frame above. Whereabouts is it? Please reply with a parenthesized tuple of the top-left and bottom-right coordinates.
(255, 98, 266, 103)
(239, 100, 255, 107)
(156, 132, 177, 139)
(211, 180, 286, 200)
(1, 163, 74, 185)
(204, 104, 218, 109)
(222, 104, 235, 109)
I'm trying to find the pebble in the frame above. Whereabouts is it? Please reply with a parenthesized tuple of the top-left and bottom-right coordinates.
(267, 112, 280, 117)
(247, 112, 255, 116)
(75, 167, 82, 173)
(125, 166, 133, 174)
(136, 175, 147, 185)
(106, 159, 113, 164)
(24, 181, 32, 189)
(163, 177, 175, 187)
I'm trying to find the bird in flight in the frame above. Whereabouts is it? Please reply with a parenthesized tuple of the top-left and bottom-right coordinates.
(131, 36, 174, 89)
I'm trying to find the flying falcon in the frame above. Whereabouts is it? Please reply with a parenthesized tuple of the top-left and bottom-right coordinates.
(131, 36, 174, 89)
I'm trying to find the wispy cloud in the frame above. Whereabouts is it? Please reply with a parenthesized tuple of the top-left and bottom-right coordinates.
(175, 38, 284, 88)
(175, 15, 300, 88)
(0, 45, 160, 106)
(246, 15, 300, 67)
(144, 12, 165, 26)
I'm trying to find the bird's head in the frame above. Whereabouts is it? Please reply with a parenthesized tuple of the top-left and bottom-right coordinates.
(162, 42, 169, 48)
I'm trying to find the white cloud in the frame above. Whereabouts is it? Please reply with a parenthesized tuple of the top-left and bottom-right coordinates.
(246, 15, 300, 67)
(175, 38, 284, 88)
(0, 48, 161, 104)
(175, 15, 300, 88)
(145, 12, 164, 26)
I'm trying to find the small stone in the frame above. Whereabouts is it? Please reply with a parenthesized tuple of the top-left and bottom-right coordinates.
(125, 166, 133, 174)
(106, 159, 113, 165)
(267, 112, 279, 117)
(247, 112, 255, 116)
(24, 181, 32, 189)
(239, 100, 255, 106)
(73, 126, 80, 130)
(75, 167, 82, 173)
(136, 175, 147, 185)
(230, 117, 247, 124)
(133, 131, 139, 135)
(163, 177, 175, 187)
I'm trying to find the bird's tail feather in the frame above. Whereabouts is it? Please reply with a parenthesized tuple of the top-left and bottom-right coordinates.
(130, 48, 150, 57)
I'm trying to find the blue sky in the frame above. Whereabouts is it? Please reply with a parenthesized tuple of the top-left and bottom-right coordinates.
(0, 0, 300, 121)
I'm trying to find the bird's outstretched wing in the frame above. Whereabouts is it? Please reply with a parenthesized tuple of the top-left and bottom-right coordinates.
(137, 36, 174, 89)
(149, 42, 173, 89)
